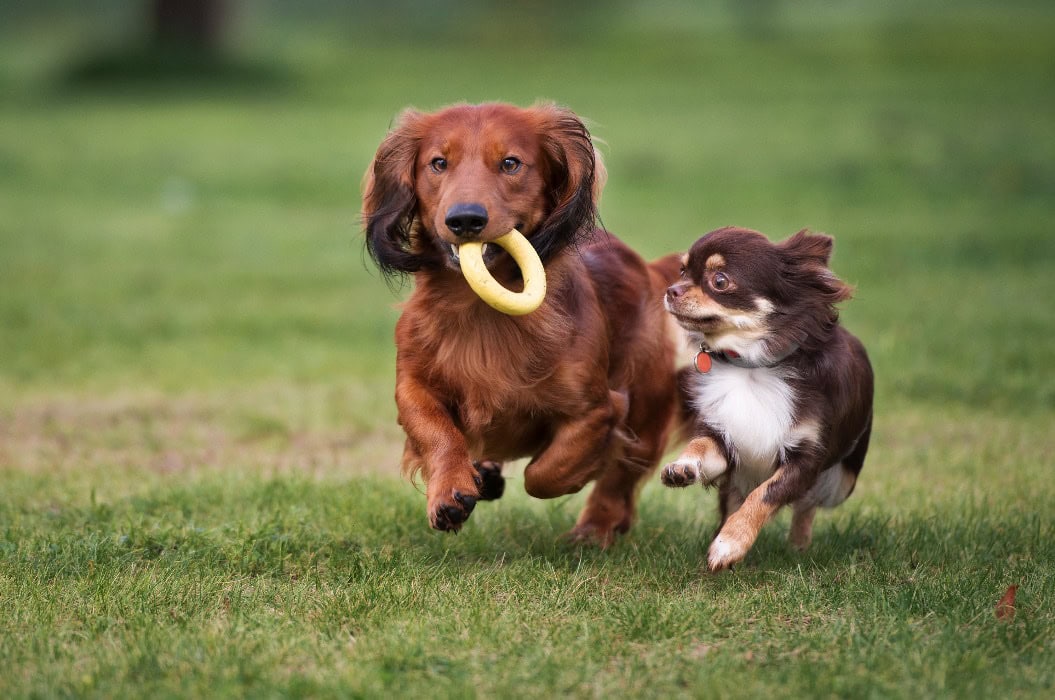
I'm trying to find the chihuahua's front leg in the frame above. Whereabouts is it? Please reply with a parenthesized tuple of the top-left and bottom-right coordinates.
(661, 421, 729, 488)
(707, 445, 822, 571)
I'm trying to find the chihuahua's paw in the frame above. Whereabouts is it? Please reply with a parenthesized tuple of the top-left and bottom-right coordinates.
(661, 458, 702, 487)
(472, 460, 505, 501)
(662, 440, 727, 489)
(707, 533, 749, 572)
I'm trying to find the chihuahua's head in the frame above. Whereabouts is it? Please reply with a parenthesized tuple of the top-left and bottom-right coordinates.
(665, 227, 854, 364)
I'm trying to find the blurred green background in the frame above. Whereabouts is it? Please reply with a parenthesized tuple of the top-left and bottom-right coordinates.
(2, 0, 1053, 418)
(1, 0, 1052, 467)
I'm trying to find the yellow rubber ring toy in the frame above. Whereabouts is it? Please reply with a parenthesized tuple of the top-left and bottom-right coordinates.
(458, 229, 547, 316)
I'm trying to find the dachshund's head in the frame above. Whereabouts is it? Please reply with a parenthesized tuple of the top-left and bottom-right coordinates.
(362, 102, 605, 278)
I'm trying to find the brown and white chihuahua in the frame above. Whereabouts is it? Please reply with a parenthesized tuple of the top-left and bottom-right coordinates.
(662, 227, 873, 571)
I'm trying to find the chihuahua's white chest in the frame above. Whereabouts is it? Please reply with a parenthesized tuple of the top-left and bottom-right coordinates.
(688, 363, 798, 489)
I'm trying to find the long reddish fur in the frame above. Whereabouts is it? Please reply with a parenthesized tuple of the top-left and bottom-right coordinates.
(363, 102, 682, 544)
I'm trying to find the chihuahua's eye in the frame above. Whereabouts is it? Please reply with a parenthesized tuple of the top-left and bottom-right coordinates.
(430, 157, 447, 173)
(711, 271, 731, 291)
(500, 157, 522, 174)
(679, 266, 686, 278)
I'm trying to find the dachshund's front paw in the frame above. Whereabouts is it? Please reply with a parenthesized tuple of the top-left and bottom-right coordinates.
(429, 489, 478, 532)
(473, 460, 505, 501)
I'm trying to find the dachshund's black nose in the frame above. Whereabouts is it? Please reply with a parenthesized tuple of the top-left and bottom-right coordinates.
(445, 203, 489, 238)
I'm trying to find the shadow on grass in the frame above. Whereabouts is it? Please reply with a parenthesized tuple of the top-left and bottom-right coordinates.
(5, 476, 1052, 589)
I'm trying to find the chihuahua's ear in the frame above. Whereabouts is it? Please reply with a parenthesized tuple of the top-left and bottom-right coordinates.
(779, 229, 834, 265)
(781, 229, 854, 306)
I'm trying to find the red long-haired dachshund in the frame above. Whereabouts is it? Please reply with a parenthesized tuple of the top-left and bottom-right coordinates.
(363, 102, 682, 545)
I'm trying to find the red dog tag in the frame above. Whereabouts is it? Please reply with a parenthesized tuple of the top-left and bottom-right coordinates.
(694, 351, 712, 374)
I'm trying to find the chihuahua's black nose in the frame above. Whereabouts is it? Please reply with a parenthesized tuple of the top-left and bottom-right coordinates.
(666, 282, 690, 301)
(445, 203, 489, 238)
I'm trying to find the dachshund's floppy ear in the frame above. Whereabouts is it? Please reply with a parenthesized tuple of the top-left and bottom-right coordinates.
(362, 109, 428, 278)
(531, 104, 601, 262)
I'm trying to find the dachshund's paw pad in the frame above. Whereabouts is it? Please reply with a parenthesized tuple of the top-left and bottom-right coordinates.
(430, 490, 477, 532)
(472, 461, 505, 501)
(661, 459, 701, 488)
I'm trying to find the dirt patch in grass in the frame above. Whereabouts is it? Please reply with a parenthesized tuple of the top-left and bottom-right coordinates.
(0, 384, 404, 478)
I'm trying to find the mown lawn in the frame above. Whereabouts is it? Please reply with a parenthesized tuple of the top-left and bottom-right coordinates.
(1, 3, 1054, 697)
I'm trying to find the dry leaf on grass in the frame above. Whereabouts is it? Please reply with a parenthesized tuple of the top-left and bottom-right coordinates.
(995, 584, 1018, 621)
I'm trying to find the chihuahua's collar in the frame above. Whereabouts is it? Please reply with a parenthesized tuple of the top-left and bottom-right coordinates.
(693, 342, 800, 374)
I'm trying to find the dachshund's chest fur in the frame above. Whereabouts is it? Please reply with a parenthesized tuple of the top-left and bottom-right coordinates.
(398, 262, 608, 457)
(687, 363, 800, 490)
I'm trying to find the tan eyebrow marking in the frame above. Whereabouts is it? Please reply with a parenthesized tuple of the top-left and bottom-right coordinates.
(680, 254, 689, 267)
(705, 254, 726, 271)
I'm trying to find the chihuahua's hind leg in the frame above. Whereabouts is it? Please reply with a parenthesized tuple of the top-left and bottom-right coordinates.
(789, 504, 817, 551)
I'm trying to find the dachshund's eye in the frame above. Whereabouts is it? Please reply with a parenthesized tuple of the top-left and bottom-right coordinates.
(679, 266, 686, 278)
(500, 157, 522, 174)
(711, 272, 731, 291)
(430, 157, 447, 173)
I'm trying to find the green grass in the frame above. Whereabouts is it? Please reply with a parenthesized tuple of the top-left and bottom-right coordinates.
(3, 421, 1054, 697)
(2, 3, 1055, 697)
